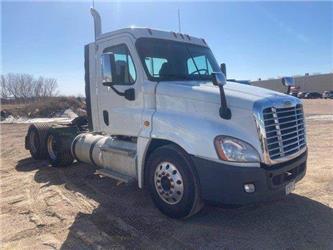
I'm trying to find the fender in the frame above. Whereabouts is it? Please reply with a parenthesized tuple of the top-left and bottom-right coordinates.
(136, 106, 262, 188)
(151, 107, 262, 161)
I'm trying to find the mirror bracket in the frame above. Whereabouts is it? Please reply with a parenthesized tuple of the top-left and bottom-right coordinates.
(212, 72, 231, 120)
(220, 63, 227, 78)
(105, 84, 135, 101)
(218, 84, 232, 120)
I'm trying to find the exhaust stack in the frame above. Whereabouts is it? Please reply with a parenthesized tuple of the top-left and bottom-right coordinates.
(90, 7, 102, 40)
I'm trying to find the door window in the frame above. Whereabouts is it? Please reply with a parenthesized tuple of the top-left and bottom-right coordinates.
(102, 44, 136, 85)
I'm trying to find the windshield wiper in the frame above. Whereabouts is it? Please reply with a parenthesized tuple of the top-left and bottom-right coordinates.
(185, 47, 201, 75)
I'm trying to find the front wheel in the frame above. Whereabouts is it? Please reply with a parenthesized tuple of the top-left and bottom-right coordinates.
(146, 144, 203, 219)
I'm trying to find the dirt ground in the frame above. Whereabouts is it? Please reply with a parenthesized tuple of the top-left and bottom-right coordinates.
(1, 100, 332, 249)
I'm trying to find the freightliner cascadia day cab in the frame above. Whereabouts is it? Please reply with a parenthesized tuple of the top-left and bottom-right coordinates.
(25, 8, 307, 218)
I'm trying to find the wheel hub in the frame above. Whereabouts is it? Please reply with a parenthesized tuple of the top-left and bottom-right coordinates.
(154, 162, 184, 205)
(161, 176, 171, 191)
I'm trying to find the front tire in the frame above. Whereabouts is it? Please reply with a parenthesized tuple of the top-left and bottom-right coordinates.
(147, 144, 203, 219)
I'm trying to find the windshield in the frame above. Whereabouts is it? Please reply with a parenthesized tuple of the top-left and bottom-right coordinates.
(136, 38, 221, 81)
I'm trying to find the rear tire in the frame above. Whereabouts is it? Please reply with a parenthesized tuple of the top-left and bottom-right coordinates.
(26, 123, 51, 160)
(46, 129, 74, 167)
(146, 144, 203, 219)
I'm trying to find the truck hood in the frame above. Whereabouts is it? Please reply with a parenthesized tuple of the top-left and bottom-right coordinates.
(156, 81, 287, 110)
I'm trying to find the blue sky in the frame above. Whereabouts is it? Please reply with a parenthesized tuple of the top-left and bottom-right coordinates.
(2, 1, 332, 95)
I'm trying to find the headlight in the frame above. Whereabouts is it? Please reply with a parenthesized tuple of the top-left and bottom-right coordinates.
(214, 136, 260, 162)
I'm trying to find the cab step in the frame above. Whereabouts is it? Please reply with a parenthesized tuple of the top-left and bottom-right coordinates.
(95, 168, 134, 183)
(100, 145, 136, 157)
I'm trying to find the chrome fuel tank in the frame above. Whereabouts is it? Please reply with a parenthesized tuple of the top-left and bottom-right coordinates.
(71, 133, 137, 178)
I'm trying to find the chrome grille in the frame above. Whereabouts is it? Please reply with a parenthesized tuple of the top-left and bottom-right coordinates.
(263, 104, 306, 160)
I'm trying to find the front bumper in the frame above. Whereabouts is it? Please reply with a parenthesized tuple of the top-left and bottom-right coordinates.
(191, 151, 307, 205)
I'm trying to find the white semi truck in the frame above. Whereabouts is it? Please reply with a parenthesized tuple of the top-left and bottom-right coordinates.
(25, 8, 307, 218)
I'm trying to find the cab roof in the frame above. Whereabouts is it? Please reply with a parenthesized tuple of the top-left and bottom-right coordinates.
(96, 27, 209, 47)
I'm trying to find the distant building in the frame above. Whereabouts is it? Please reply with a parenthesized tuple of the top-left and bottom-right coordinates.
(251, 72, 333, 93)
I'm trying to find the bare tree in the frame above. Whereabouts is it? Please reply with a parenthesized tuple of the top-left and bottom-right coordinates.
(0, 73, 59, 101)
(43, 78, 58, 97)
(6, 73, 21, 99)
(19, 74, 35, 98)
(0, 75, 10, 99)
(33, 76, 44, 98)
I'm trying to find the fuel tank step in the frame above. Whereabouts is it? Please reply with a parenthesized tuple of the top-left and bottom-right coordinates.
(100, 145, 136, 157)
(96, 168, 134, 183)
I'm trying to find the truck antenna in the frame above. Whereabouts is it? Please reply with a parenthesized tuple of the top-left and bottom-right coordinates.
(178, 8, 181, 33)
(90, 7, 102, 41)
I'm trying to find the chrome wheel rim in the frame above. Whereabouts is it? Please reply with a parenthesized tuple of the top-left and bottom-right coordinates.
(47, 135, 57, 160)
(154, 161, 184, 205)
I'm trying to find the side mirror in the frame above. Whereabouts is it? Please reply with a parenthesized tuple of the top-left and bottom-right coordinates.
(101, 53, 114, 85)
(100, 53, 135, 101)
(220, 63, 227, 78)
(282, 77, 295, 87)
(212, 72, 227, 86)
(124, 88, 135, 101)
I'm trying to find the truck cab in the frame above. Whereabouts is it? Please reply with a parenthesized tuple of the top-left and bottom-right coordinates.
(26, 9, 307, 218)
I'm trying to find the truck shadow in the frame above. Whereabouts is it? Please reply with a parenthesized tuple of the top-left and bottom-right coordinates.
(16, 158, 333, 249)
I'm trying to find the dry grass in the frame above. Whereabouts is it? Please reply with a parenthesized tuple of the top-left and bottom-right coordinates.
(1, 96, 85, 118)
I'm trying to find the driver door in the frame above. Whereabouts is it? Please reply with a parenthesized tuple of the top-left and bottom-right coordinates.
(96, 36, 143, 136)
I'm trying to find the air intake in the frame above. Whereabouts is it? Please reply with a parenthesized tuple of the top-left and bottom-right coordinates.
(263, 104, 306, 160)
